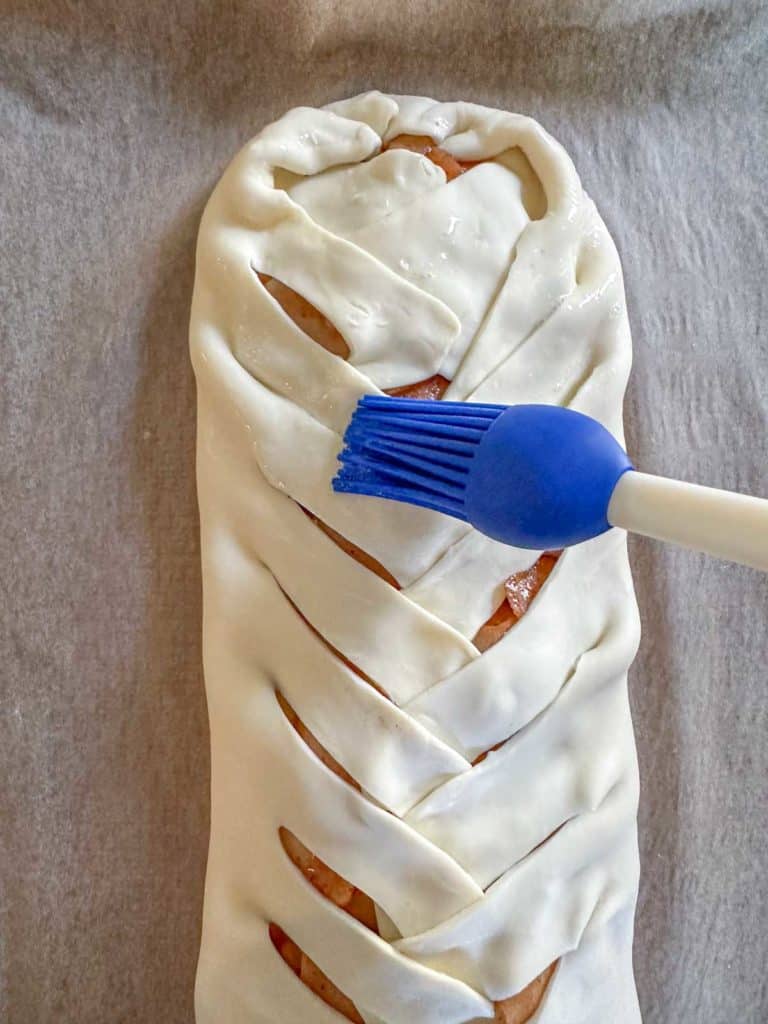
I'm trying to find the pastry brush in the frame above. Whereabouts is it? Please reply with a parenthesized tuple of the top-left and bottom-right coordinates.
(333, 397, 768, 571)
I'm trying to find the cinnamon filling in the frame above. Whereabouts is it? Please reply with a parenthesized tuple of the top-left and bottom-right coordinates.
(387, 373, 450, 401)
(494, 963, 558, 1024)
(303, 508, 400, 590)
(279, 828, 379, 931)
(269, 923, 365, 1024)
(259, 272, 350, 358)
(277, 690, 360, 792)
(473, 551, 561, 654)
(383, 133, 475, 182)
(265, 138, 555, 1023)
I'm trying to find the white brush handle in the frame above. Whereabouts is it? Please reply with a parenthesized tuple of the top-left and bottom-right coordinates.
(607, 471, 768, 571)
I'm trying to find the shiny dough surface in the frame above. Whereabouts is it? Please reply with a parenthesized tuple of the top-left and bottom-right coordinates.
(191, 91, 642, 1023)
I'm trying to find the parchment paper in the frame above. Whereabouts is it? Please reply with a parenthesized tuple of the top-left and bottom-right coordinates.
(2, 2, 767, 1022)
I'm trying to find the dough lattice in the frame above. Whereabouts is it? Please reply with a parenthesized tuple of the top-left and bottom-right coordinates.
(191, 91, 642, 1024)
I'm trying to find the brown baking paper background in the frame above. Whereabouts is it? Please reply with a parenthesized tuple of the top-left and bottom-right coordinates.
(2, 2, 767, 1021)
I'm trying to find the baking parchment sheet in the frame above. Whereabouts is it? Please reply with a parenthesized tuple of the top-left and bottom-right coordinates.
(2, 2, 767, 1021)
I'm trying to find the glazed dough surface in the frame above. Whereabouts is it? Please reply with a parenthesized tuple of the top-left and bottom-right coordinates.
(191, 92, 641, 1023)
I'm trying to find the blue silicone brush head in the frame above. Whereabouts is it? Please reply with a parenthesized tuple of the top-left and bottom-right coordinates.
(333, 396, 634, 549)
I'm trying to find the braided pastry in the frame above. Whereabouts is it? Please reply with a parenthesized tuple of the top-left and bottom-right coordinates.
(191, 92, 641, 1024)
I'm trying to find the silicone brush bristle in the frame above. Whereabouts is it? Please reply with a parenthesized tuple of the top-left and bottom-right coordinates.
(333, 395, 505, 521)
